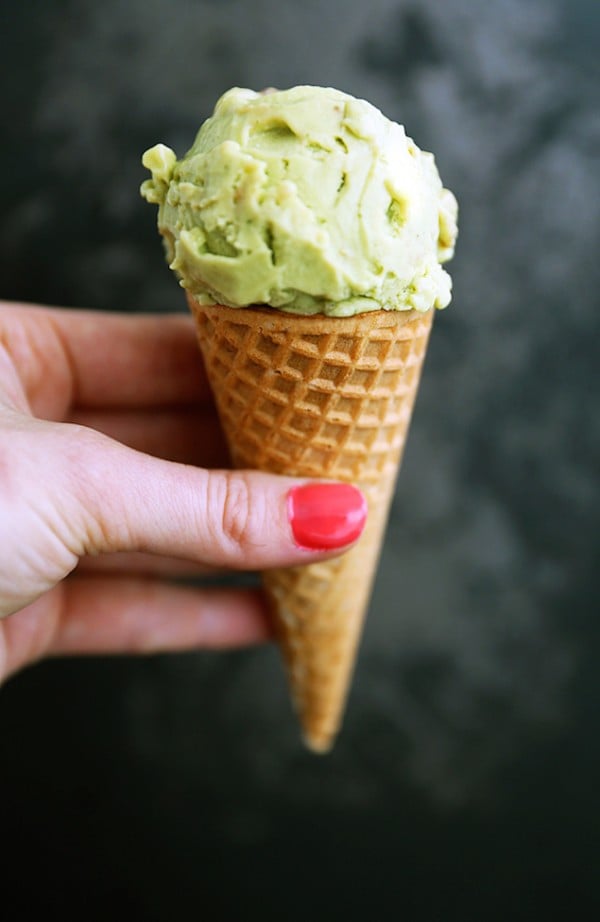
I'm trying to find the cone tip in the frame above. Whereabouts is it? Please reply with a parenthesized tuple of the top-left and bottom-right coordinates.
(302, 731, 336, 755)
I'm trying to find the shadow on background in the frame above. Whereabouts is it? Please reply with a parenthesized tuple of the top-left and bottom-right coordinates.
(1, 0, 598, 918)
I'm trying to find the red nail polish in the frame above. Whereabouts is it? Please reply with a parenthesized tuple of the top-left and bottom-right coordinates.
(287, 483, 367, 551)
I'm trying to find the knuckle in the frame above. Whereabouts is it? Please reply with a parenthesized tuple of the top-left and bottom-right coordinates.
(216, 471, 260, 557)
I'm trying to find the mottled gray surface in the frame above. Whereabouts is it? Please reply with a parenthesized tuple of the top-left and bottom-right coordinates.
(1, 0, 599, 918)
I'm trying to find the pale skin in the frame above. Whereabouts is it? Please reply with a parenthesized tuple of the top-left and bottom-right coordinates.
(0, 302, 359, 684)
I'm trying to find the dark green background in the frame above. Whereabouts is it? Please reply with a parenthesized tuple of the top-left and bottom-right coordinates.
(1, 0, 598, 918)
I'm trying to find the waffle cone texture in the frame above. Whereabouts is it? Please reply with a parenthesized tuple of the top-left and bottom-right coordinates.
(187, 294, 433, 752)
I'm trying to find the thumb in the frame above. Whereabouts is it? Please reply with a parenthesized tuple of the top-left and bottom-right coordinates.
(68, 427, 368, 569)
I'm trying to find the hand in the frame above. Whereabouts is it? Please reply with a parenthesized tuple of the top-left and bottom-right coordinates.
(0, 302, 367, 683)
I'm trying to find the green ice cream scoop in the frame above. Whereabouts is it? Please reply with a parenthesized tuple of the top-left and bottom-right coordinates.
(141, 86, 458, 316)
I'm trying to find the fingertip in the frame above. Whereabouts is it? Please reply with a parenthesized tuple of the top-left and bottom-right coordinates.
(286, 481, 367, 551)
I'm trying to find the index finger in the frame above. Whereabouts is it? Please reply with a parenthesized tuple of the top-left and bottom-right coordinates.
(1, 302, 212, 415)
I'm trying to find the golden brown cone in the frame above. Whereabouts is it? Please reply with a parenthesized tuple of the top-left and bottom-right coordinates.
(187, 294, 433, 752)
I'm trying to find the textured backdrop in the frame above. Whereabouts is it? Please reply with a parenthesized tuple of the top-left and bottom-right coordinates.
(1, 0, 598, 918)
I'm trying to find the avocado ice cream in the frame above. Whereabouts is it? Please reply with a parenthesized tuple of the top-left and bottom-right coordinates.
(141, 85, 458, 317)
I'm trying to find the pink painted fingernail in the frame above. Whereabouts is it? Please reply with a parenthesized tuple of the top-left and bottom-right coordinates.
(287, 483, 367, 551)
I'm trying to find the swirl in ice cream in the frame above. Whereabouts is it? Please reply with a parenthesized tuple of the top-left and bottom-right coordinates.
(141, 85, 458, 316)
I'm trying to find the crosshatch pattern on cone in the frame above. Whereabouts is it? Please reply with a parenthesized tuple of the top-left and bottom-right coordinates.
(190, 304, 433, 483)
(188, 298, 434, 751)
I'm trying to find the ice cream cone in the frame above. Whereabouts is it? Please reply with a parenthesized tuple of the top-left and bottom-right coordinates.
(187, 294, 434, 751)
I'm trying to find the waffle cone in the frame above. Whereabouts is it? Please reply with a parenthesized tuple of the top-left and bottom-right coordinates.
(187, 294, 433, 752)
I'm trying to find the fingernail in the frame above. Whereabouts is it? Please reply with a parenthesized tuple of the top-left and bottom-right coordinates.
(287, 483, 367, 551)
